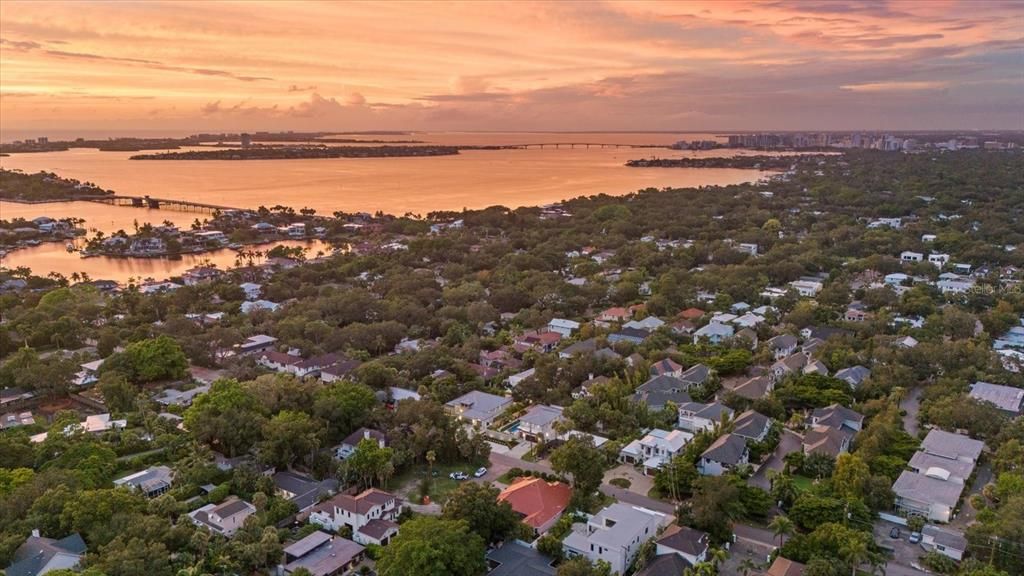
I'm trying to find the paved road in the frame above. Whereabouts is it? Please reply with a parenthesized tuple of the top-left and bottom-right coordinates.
(749, 429, 803, 490)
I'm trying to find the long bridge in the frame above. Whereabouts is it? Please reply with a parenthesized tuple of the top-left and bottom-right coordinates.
(79, 195, 243, 213)
(502, 142, 669, 149)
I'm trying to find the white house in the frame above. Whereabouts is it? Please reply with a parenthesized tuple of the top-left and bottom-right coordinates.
(789, 280, 823, 297)
(928, 253, 950, 268)
(562, 503, 669, 575)
(692, 322, 734, 344)
(309, 489, 402, 546)
(547, 318, 581, 338)
(901, 251, 924, 263)
(517, 404, 565, 443)
(677, 402, 734, 433)
(189, 498, 257, 537)
(921, 526, 968, 562)
(619, 428, 693, 475)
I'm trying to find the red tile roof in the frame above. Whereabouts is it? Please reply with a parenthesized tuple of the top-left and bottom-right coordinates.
(497, 477, 571, 530)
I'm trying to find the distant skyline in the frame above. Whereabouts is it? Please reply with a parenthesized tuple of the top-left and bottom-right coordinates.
(1, 0, 1022, 133)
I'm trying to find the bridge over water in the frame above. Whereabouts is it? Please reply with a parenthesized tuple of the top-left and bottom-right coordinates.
(79, 195, 243, 213)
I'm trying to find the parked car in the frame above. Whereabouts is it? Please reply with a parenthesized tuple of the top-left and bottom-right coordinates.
(474, 467, 488, 478)
(449, 471, 468, 481)
(909, 532, 922, 544)
(889, 527, 901, 539)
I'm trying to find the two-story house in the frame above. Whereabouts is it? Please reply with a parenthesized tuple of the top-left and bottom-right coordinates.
(619, 428, 694, 475)
(562, 503, 669, 575)
(309, 488, 402, 546)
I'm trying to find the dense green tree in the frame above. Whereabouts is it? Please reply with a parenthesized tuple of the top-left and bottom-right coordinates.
(441, 482, 521, 544)
(376, 517, 486, 576)
(550, 435, 606, 509)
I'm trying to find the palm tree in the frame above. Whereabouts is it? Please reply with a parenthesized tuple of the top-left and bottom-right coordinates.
(840, 539, 871, 576)
(769, 515, 795, 548)
(770, 472, 799, 508)
(710, 548, 728, 570)
(739, 558, 759, 576)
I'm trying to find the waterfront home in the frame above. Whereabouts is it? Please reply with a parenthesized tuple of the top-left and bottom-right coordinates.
(562, 502, 669, 575)
(282, 531, 364, 576)
(182, 266, 225, 286)
(445, 390, 512, 427)
(189, 498, 257, 537)
(193, 230, 228, 244)
(139, 280, 183, 294)
(497, 477, 572, 535)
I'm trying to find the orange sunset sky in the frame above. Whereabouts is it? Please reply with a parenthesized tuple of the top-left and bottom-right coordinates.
(1, 0, 1022, 134)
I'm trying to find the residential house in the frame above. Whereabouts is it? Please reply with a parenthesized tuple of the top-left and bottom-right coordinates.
(729, 375, 773, 401)
(677, 402, 734, 433)
(623, 316, 665, 331)
(507, 368, 537, 389)
(901, 251, 924, 263)
(560, 338, 598, 359)
(445, 390, 512, 427)
(309, 488, 402, 545)
(4, 531, 86, 576)
(928, 253, 950, 268)
(486, 541, 556, 576)
(765, 557, 806, 576)
(596, 307, 632, 326)
(236, 334, 278, 356)
(189, 498, 257, 537)
(699, 434, 749, 476)
(547, 318, 581, 338)
(649, 358, 683, 378)
(631, 375, 693, 412)
(518, 405, 566, 443)
(239, 282, 262, 300)
(692, 322, 734, 344)
(732, 410, 771, 443)
(319, 359, 362, 383)
(770, 353, 808, 384)
(335, 428, 387, 460)
(273, 471, 340, 513)
(620, 429, 694, 475)
(498, 477, 572, 535)
(281, 530, 364, 576)
(969, 381, 1023, 416)
(562, 503, 669, 575)
(1, 411, 35, 430)
(182, 266, 225, 285)
(608, 327, 651, 345)
(802, 425, 852, 458)
(153, 384, 210, 408)
(654, 524, 710, 567)
(114, 465, 174, 498)
(514, 330, 563, 353)
(892, 430, 983, 522)
(789, 280, 823, 297)
(921, 525, 968, 561)
(240, 299, 280, 314)
(835, 365, 871, 389)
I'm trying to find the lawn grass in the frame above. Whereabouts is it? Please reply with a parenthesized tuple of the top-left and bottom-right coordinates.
(392, 461, 479, 504)
(792, 475, 815, 492)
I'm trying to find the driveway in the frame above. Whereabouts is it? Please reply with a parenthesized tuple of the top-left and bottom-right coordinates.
(873, 518, 922, 570)
(749, 429, 803, 490)
(902, 386, 922, 437)
(606, 463, 655, 496)
(948, 463, 992, 529)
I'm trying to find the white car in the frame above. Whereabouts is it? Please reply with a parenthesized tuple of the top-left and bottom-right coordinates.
(473, 467, 488, 478)
(449, 471, 468, 481)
